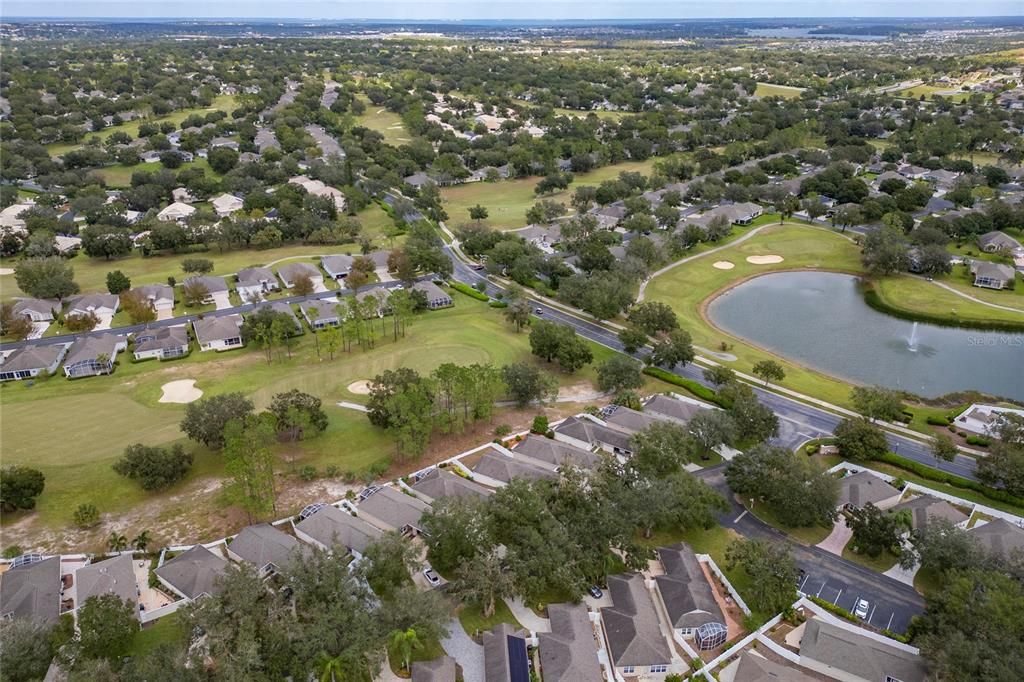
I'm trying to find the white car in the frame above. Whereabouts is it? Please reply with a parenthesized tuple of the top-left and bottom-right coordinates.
(854, 599, 870, 620)
(423, 565, 441, 587)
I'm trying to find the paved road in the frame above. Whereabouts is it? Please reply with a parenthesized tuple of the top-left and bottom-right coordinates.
(697, 465, 925, 634)
(449, 250, 979, 481)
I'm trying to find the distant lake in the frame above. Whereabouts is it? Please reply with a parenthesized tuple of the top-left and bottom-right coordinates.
(747, 28, 888, 41)
(707, 272, 1024, 401)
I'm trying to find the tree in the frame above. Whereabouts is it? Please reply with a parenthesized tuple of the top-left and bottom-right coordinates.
(703, 365, 737, 387)
(725, 539, 798, 614)
(846, 502, 905, 558)
(180, 280, 209, 307)
(108, 532, 128, 552)
(617, 326, 649, 353)
(207, 147, 239, 174)
(648, 329, 695, 369)
(555, 333, 593, 373)
(450, 549, 513, 619)
(180, 392, 254, 449)
(73, 503, 100, 528)
(14, 257, 79, 299)
(688, 410, 736, 460)
(360, 531, 419, 600)
(222, 414, 278, 521)
(80, 226, 133, 260)
(0, 302, 34, 341)
(105, 270, 131, 295)
(725, 384, 779, 444)
(421, 496, 492, 574)
(726, 444, 838, 527)
(529, 320, 591, 372)
(834, 417, 888, 460)
(120, 289, 157, 324)
(850, 385, 905, 423)
(976, 413, 1024, 497)
(861, 225, 909, 276)
(387, 628, 422, 673)
(181, 258, 214, 275)
(292, 272, 315, 296)
(628, 301, 678, 336)
(752, 359, 785, 386)
(503, 298, 532, 333)
(931, 433, 959, 462)
(597, 356, 643, 394)
(0, 465, 45, 512)
(468, 204, 489, 225)
(268, 390, 328, 441)
(65, 311, 100, 333)
(113, 443, 193, 491)
(74, 595, 139, 663)
(0, 618, 58, 682)
(502, 362, 558, 407)
(132, 530, 151, 551)
(629, 421, 700, 477)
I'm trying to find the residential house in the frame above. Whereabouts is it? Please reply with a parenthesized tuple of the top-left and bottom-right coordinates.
(720, 651, 818, 682)
(254, 301, 303, 333)
(0, 556, 61, 622)
(131, 284, 175, 315)
(692, 202, 763, 228)
(157, 201, 197, 222)
(538, 603, 603, 682)
(154, 545, 229, 601)
(837, 471, 902, 510)
(75, 555, 139, 617)
(209, 137, 239, 151)
(923, 169, 959, 190)
(891, 494, 968, 531)
(469, 447, 558, 486)
(236, 267, 279, 302)
(254, 128, 280, 152)
(0, 344, 68, 381)
(133, 326, 190, 361)
(293, 505, 383, 560)
(278, 262, 324, 290)
(322, 254, 355, 280)
(288, 175, 346, 211)
(482, 623, 531, 682)
(511, 434, 604, 471)
(601, 405, 668, 435)
(653, 544, 726, 646)
(412, 281, 453, 309)
(63, 333, 127, 378)
(798, 618, 927, 682)
(67, 293, 119, 318)
(211, 193, 245, 217)
(404, 172, 431, 190)
(968, 518, 1024, 559)
(898, 165, 930, 180)
(411, 656, 457, 682)
(0, 201, 33, 233)
(12, 298, 60, 322)
(970, 261, 1015, 290)
(356, 486, 432, 536)
(299, 299, 341, 329)
(227, 524, 305, 577)
(171, 187, 196, 204)
(356, 288, 393, 316)
(409, 467, 494, 503)
(643, 394, 712, 426)
(600, 573, 674, 677)
(872, 170, 906, 190)
(183, 275, 230, 304)
(978, 230, 1023, 254)
(553, 415, 634, 456)
(193, 314, 244, 352)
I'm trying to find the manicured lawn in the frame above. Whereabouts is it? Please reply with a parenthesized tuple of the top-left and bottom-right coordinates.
(440, 159, 658, 230)
(873, 275, 1024, 325)
(645, 223, 866, 407)
(128, 612, 188, 657)
(388, 632, 446, 677)
(754, 83, 806, 99)
(746, 502, 833, 546)
(841, 544, 899, 573)
(898, 85, 969, 103)
(913, 565, 944, 598)
(458, 598, 522, 638)
(353, 96, 410, 146)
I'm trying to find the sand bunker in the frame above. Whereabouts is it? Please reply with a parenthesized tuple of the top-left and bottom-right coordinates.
(0, 268, 13, 276)
(713, 261, 735, 270)
(159, 379, 203, 404)
(347, 380, 372, 395)
(746, 255, 784, 265)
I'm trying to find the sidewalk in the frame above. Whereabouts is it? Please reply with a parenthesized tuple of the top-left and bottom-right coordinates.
(504, 596, 551, 633)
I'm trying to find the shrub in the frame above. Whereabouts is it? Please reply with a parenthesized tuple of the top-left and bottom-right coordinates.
(112, 443, 193, 491)
(531, 415, 549, 434)
(965, 435, 990, 447)
(926, 416, 950, 426)
(324, 465, 340, 478)
(299, 465, 318, 481)
(449, 280, 489, 301)
(874, 451, 1024, 508)
(641, 366, 732, 409)
(488, 300, 508, 308)
(809, 595, 857, 622)
(494, 424, 512, 437)
(73, 503, 100, 528)
(3, 545, 22, 559)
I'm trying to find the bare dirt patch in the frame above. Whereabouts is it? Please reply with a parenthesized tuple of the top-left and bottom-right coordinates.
(557, 382, 606, 403)
(159, 379, 203, 404)
(713, 261, 735, 270)
(746, 255, 785, 265)
(347, 380, 372, 395)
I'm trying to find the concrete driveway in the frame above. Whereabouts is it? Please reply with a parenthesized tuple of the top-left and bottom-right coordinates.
(211, 291, 232, 310)
(93, 313, 114, 331)
(441, 617, 483, 682)
(816, 516, 851, 556)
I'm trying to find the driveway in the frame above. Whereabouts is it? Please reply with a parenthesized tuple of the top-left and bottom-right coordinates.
(504, 597, 550, 633)
(93, 313, 114, 331)
(376, 267, 394, 283)
(156, 307, 174, 321)
(441, 617, 484, 682)
(28, 321, 49, 339)
(211, 291, 231, 310)
(816, 516, 851, 556)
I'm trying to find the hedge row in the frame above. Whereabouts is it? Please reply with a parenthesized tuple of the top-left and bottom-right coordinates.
(808, 595, 858, 623)
(488, 300, 508, 308)
(861, 283, 1024, 333)
(448, 280, 490, 302)
(642, 366, 733, 409)
(874, 451, 1024, 509)
(926, 415, 950, 426)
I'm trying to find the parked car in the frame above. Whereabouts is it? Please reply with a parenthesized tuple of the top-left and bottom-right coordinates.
(534, 307, 544, 314)
(472, 264, 485, 271)
(423, 565, 441, 587)
(854, 599, 870, 620)
(587, 585, 603, 599)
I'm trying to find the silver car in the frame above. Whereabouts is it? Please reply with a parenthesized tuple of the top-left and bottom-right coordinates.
(854, 599, 870, 620)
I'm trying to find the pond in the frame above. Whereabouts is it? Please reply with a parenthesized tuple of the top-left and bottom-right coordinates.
(707, 271, 1024, 401)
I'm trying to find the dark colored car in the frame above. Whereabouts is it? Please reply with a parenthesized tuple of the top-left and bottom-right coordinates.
(587, 585, 603, 599)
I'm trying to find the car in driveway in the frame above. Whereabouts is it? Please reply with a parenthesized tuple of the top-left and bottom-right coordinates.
(587, 585, 603, 599)
(854, 599, 870, 620)
(423, 565, 441, 587)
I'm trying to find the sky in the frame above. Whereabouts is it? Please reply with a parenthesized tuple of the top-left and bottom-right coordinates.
(2, 1, 1022, 20)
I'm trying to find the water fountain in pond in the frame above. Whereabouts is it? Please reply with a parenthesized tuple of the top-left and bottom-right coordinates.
(907, 322, 920, 352)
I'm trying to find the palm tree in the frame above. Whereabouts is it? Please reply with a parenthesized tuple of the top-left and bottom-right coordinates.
(308, 307, 321, 358)
(95, 352, 111, 375)
(108, 532, 128, 552)
(388, 628, 422, 672)
(132, 530, 151, 552)
(316, 651, 345, 682)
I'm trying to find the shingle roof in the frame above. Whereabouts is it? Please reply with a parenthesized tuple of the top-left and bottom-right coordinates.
(193, 314, 243, 345)
(229, 524, 304, 572)
(968, 517, 1024, 558)
(357, 486, 431, 533)
(602, 406, 667, 434)
(1, 345, 65, 373)
(538, 603, 602, 682)
(236, 267, 276, 287)
(643, 394, 711, 425)
(837, 471, 901, 508)
(294, 505, 382, 555)
(892, 495, 968, 531)
(731, 651, 818, 682)
(410, 468, 494, 502)
(654, 544, 725, 630)
(183, 275, 228, 293)
(512, 434, 604, 470)
(482, 622, 530, 682)
(68, 293, 118, 313)
(133, 284, 174, 302)
(76, 554, 138, 608)
(471, 449, 558, 484)
(411, 656, 457, 682)
(278, 261, 321, 284)
(412, 280, 452, 302)
(322, 254, 355, 274)
(554, 416, 632, 452)
(799, 618, 927, 682)
(64, 333, 122, 368)
(601, 573, 672, 668)
(0, 557, 60, 622)
(134, 326, 189, 353)
(154, 545, 229, 600)
(12, 298, 60, 317)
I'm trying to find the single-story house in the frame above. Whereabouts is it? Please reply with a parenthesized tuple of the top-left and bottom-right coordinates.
(898, 165, 930, 180)
(654, 544, 726, 645)
(293, 505, 383, 559)
(872, 170, 906, 190)
(977, 230, 1023, 254)
(482, 623, 531, 682)
(970, 261, 1015, 290)
(538, 603, 603, 682)
(183, 275, 229, 298)
(356, 288, 393, 316)
(227, 524, 305, 577)
(837, 471, 902, 510)
(209, 136, 239, 150)
(602, 405, 670, 435)
(133, 326, 190, 361)
(469, 447, 559, 486)
(236, 267, 279, 302)
(721, 651, 818, 682)
(0, 344, 68, 381)
(954, 404, 1024, 437)
(288, 175, 347, 211)
(322, 254, 355, 280)
(798, 618, 927, 682)
(411, 656, 458, 682)
(601, 573, 674, 677)
(968, 517, 1024, 559)
(409, 468, 494, 503)
(154, 545, 229, 601)
(193, 314, 244, 352)
(63, 333, 127, 378)
(131, 284, 175, 314)
(67, 293, 119, 318)
(171, 187, 196, 204)
(157, 201, 197, 222)
(12, 298, 60, 322)
(643, 394, 712, 426)
(278, 262, 324, 290)
(211, 193, 245, 217)
(253, 301, 303, 333)
(75, 555, 139, 616)
(0, 556, 61, 622)
(692, 202, 763, 228)
(553, 415, 634, 456)
(511, 434, 604, 471)
(356, 486, 432, 536)
(412, 281, 453, 309)
(892, 494, 969, 531)
(299, 299, 341, 329)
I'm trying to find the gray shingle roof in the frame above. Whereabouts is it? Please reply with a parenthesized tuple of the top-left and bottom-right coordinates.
(294, 505, 382, 555)
(193, 314, 243, 345)
(471, 449, 558, 484)
(411, 656, 457, 682)
(837, 472, 901, 509)
(554, 416, 632, 452)
(357, 486, 432, 533)
(64, 333, 122, 368)
(183, 275, 229, 293)
(968, 517, 1024, 558)
(410, 468, 494, 503)
(654, 544, 725, 630)
(892, 495, 968, 531)
(76, 554, 138, 609)
(278, 261, 321, 284)
(0, 557, 60, 622)
(154, 545, 229, 600)
(799, 618, 927, 682)
(134, 326, 189, 354)
(602, 406, 668, 434)
(511, 434, 604, 470)
(731, 651, 818, 682)
(538, 603, 602, 682)
(1, 345, 65, 373)
(236, 267, 276, 287)
(229, 524, 304, 572)
(482, 622, 529, 682)
(601, 573, 672, 668)
(643, 394, 712, 425)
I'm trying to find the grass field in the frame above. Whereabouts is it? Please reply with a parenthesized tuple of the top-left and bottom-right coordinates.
(128, 612, 187, 658)
(0, 295, 621, 537)
(746, 500, 833, 545)
(898, 85, 970, 103)
(458, 598, 523, 638)
(874, 275, 1024, 325)
(754, 83, 806, 99)
(441, 158, 659, 230)
(354, 96, 410, 146)
(841, 544, 899, 573)
(95, 158, 224, 188)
